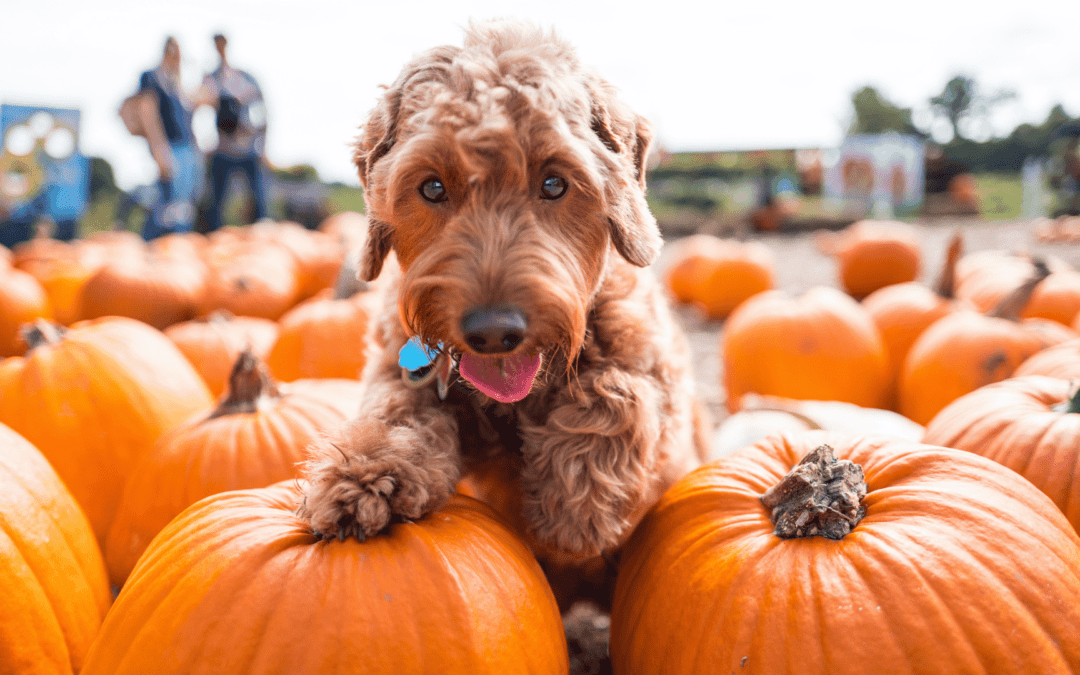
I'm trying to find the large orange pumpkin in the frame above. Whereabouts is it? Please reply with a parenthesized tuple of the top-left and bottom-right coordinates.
(0, 422, 111, 675)
(664, 235, 775, 319)
(266, 259, 379, 381)
(819, 220, 922, 300)
(898, 261, 1078, 424)
(164, 311, 280, 396)
(0, 317, 213, 546)
(924, 375, 1080, 532)
(721, 287, 890, 410)
(861, 232, 971, 409)
(244, 221, 343, 301)
(105, 351, 365, 586)
(610, 432, 1080, 674)
(83, 485, 568, 674)
(0, 264, 52, 357)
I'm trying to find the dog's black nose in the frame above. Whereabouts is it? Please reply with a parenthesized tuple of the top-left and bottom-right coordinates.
(461, 305, 528, 354)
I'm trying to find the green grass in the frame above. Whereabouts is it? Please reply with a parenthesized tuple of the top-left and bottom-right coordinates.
(973, 173, 1022, 220)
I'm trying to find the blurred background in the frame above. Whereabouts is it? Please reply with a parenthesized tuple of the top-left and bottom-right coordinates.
(2, 0, 1079, 236)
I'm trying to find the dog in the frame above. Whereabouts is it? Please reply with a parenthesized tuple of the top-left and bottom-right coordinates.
(298, 19, 709, 600)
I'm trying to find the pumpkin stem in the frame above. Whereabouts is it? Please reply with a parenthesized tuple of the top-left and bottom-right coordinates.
(987, 258, 1051, 321)
(210, 349, 281, 418)
(760, 444, 867, 540)
(933, 232, 963, 300)
(332, 252, 368, 300)
(19, 319, 67, 351)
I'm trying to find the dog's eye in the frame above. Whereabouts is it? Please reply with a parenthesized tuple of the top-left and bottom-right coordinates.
(419, 178, 447, 203)
(540, 175, 567, 200)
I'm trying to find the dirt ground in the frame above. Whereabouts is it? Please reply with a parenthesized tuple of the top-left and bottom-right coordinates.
(655, 216, 1080, 427)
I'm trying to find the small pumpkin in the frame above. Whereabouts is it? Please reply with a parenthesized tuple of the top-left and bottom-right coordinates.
(711, 393, 924, 461)
(105, 350, 365, 586)
(664, 235, 775, 319)
(0, 264, 52, 357)
(818, 220, 922, 300)
(198, 237, 300, 320)
(0, 318, 213, 546)
(266, 256, 379, 381)
(0, 422, 111, 675)
(721, 287, 890, 410)
(83, 484, 568, 674)
(76, 246, 208, 329)
(924, 375, 1080, 532)
(898, 260, 1078, 424)
(610, 432, 1080, 674)
(164, 311, 280, 396)
(861, 232, 971, 409)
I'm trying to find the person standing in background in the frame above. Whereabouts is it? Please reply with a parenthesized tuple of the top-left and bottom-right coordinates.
(132, 36, 209, 240)
(204, 33, 268, 232)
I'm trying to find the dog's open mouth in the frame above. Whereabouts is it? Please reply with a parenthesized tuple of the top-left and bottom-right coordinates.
(459, 352, 543, 403)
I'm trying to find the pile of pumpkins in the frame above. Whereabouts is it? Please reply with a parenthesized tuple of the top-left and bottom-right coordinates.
(1, 215, 1080, 674)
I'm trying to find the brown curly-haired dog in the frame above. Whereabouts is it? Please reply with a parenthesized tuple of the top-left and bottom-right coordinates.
(298, 20, 708, 598)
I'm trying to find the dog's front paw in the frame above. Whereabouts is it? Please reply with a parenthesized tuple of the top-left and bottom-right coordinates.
(297, 420, 459, 540)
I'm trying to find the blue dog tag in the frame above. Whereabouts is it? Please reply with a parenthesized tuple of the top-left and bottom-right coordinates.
(398, 337, 439, 371)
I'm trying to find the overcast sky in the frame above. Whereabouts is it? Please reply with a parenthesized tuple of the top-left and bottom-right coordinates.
(3, 0, 1079, 190)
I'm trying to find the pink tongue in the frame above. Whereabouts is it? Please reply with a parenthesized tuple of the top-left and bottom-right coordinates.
(459, 353, 542, 403)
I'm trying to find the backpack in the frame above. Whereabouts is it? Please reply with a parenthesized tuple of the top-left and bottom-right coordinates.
(216, 93, 242, 135)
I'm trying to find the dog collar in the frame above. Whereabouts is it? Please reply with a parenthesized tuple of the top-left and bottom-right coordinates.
(399, 337, 457, 400)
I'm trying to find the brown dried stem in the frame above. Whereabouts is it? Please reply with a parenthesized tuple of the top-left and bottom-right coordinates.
(209, 349, 281, 418)
(760, 444, 867, 540)
(933, 232, 963, 300)
(987, 258, 1051, 321)
(19, 319, 67, 352)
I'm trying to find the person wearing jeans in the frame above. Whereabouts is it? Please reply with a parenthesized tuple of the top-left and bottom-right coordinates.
(204, 33, 268, 232)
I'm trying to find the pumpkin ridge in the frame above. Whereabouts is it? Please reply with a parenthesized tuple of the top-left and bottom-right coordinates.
(4, 461, 108, 620)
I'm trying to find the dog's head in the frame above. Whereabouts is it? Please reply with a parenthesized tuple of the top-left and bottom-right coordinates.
(353, 20, 661, 399)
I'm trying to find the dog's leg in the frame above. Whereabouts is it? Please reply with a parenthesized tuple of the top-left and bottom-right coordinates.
(520, 367, 666, 557)
(297, 365, 461, 541)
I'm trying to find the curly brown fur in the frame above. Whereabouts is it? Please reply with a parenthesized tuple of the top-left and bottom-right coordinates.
(298, 20, 708, 588)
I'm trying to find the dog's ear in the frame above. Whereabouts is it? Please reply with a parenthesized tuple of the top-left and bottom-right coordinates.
(359, 218, 394, 282)
(588, 80, 663, 268)
(353, 45, 459, 189)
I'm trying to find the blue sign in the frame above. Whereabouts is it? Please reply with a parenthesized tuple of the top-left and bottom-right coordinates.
(1, 104, 89, 244)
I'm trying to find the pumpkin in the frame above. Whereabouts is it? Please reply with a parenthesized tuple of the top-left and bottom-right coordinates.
(318, 210, 369, 258)
(711, 393, 924, 461)
(82, 485, 568, 674)
(610, 432, 1080, 674)
(245, 221, 343, 300)
(664, 236, 775, 319)
(818, 220, 921, 300)
(0, 422, 111, 675)
(898, 260, 1078, 424)
(924, 375, 1080, 532)
(265, 256, 379, 381)
(1014, 338, 1080, 380)
(198, 238, 300, 320)
(105, 351, 365, 586)
(0, 318, 213, 546)
(0, 264, 52, 357)
(164, 311, 280, 396)
(721, 287, 890, 410)
(955, 250, 1080, 325)
(76, 246, 208, 329)
(861, 232, 971, 409)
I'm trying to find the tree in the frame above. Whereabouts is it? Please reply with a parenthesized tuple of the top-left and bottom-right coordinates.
(930, 75, 1016, 141)
(848, 86, 920, 136)
(88, 156, 118, 200)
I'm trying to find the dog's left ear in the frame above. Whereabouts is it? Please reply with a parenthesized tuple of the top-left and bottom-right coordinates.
(589, 81, 663, 268)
